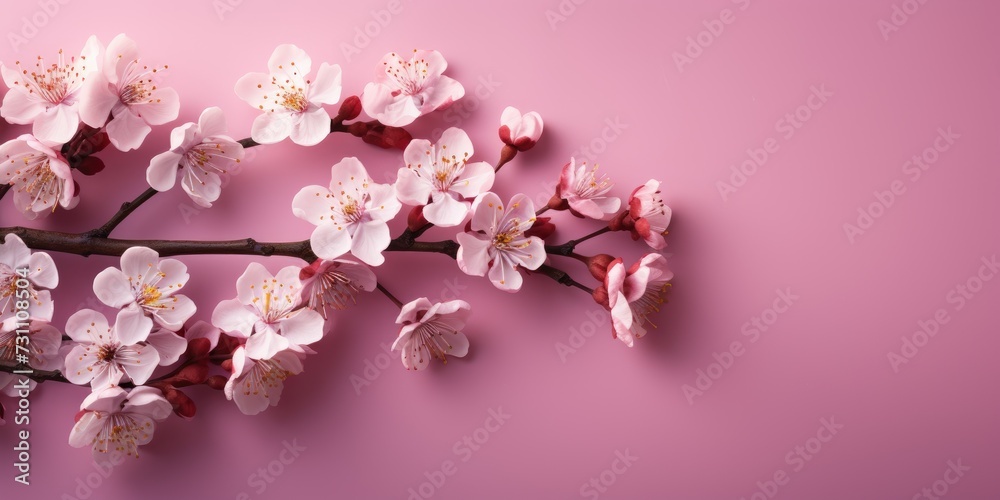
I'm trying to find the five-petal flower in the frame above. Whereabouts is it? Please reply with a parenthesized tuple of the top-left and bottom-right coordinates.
(235, 44, 342, 146)
(0, 36, 101, 144)
(0, 233, 58, 322)
(456, 192, 546, 292)
(555, 158, 621, 220)
(63, 308, 159, 388)
(212, 263, 324, 361)
(604, 254, 673, 347)
(391, 298, 470, 371)
(360, 50, 464, 127)
(395, 127, 494, 227)
(0, 134, 77, 219)
(291, 157, 401, 266)
(79, 33, 180, 151)
(68, 386, 172, 460)
(92, 246, 196, 331)
(146, 106, 245, 208)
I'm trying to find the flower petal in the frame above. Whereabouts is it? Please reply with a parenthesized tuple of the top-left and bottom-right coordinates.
(250, 111, 293, 144)
(310, 223, 352, 261)
(147, 151, 181, 191)
(308, 63, 342, 105)
(350, 220, 390, 266)
(93, 267, 135, 308)
(212, 299, 255, 338)
(289, 107, 331, 146)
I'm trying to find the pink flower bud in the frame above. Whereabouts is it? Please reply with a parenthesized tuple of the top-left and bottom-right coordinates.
(499, 106, 543, 151)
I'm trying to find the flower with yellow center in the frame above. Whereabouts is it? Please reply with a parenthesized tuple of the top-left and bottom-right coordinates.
(93, 246, 195, 331)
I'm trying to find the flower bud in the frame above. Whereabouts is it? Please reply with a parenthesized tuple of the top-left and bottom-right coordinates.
(206, 375, 228, 390)
(585, 254, 616, 282)
(524, 217, 556, 240)
(547, 194, 569, 211)
(336, 95, 363, 121)
(499, 106, 543, 152)
(407, 205, 429, 232)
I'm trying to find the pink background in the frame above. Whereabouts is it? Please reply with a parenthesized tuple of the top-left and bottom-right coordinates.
(2, 0, 999, 498)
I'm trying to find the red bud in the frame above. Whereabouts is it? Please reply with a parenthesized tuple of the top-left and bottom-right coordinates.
(336, 96, 362, 121)
(299, 259, 323, 281)
(185, 338, 211, 359)
(74, 156, 105, 176)
(585, 254, 616, 282)
(206, 375, 228, 390)
(547, 194, 569, 211)
(363, 123, 413, 150)
(592, 286, 609, 308)
(524, 217, 556, 240)
(608, 210, 632, 232)
(407, 206, 428, 232)
(170, 363, 209, 387)
(165, 388, 197, 418)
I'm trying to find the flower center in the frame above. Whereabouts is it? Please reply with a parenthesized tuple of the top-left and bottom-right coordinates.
(138, 284, 162, 306)
(241, 358, 292, 398)
(309, 270, 364, 318)
(493, 231, 516, 247)
(632, 281, 671, 327)
(574, 163, 614, 199)
(119, 81, 152, 105)
(280, 89, 308, 112)
(97, 343, 120, 363)
(93, 413, 151, 458)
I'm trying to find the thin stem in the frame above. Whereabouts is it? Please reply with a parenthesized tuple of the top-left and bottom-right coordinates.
(376, 283, 404, 308)
(536, 206, 550, 216)
(89, 119, 359, 238)
(545, 226, 612, 256)
(91, 187, 159, 238)
(0, 184, 10, 202)
(494, 144, 517, 173)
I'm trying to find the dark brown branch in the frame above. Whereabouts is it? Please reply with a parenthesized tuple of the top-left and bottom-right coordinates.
(1, 226, 317, 262)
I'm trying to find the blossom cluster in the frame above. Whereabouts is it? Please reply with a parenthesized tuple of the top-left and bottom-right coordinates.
(0, 36, 673, 461)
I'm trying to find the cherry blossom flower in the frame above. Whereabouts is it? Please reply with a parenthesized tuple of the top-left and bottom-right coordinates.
(554, 158, 620, 220)
(79, 34, 180, 151)
(223, 346, 303, 415)
(395, 127, 495, 227)
(291, 157, 401, 266)
(626, 180, 671, 249)
(456, 192, 545, 292)
(92, 246, 196, 331)
(0, 233, 58, 322)
(68, 386, 171, 460)
(235, 44, 342, 146)
(361, 50, 464, 127)
(63, 308, 159, 388)
(0, 134, 77, 219)
(211, 263, 324, 361)
(299, 258, 377, 319)
(604, 254, 673, 347)
(0, 36, 100, 144)
(146, 107, 245, 208)
(391, 298, 470, 371)
(0, 319, 63, 397)
(499, 106, 543, 152)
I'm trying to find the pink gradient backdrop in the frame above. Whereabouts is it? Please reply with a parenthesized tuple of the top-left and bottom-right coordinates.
(2, 0, 999, 498)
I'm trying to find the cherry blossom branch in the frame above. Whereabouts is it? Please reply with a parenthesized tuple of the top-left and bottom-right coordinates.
(1, 355, 203, 387)
(0, 226, 318, 261)
(546, 226, 613, 256)
(0, 184, 9, 201)
(90, 186, 160, 238)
